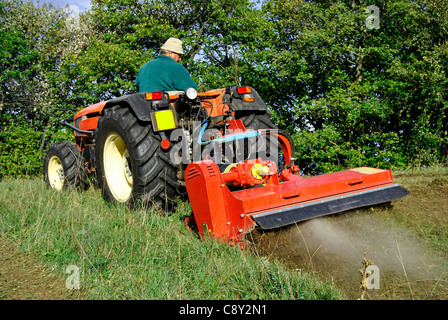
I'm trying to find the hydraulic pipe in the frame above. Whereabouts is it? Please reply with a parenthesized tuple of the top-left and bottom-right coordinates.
(198, 120, 259, 146)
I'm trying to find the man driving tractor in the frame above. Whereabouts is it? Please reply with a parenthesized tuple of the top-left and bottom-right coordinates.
(135, 37, 198, 93)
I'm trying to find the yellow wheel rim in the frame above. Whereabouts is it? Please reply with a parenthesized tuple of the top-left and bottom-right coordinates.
(103, 132, 133, 202)
(48, 156, 64, 191)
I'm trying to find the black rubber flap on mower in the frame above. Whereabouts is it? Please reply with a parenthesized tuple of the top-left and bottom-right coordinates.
(251, 184, 410, 230)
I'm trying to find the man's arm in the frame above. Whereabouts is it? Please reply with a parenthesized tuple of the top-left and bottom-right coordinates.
(172, 64, 198, 91)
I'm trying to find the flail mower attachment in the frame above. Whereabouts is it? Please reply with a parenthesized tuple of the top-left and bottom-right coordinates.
(184, 131, 409, 246)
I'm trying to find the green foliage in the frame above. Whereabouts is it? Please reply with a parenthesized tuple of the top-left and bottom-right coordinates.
(0, 0, 72, 177)
(87, 0, 267, 90)
(0, 121, 43, 177)
(0, 115, 73, 177)
(257, 0, 448, 174)
(1, 0, 448, 177)
(59, 38, 145, 103)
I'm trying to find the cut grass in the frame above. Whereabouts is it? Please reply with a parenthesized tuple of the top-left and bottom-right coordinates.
(391, 167, 448, 252)
(0, 177, 342, 300)
(250, 167, 448, 299)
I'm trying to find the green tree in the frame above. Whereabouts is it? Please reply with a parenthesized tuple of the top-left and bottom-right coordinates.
(79, 0, 268, 93)
(259, 0, 448, 173)
(2, 0, 447, 178)
(0, 0, 69, 177)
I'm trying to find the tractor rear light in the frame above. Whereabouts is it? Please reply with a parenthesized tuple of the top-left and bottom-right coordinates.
(237, 86, 251, 95)
(145, 92, 163, 101)
(243, 95, 254, 102)
(161, 139, 171, 150)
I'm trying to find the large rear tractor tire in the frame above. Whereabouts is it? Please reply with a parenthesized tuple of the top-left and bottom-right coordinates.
(235, 112, 283, 163)
(44, 141, 88, 191)
(94, 105, 182, 210)
(239, 112, 277, 131)
(237, 112, 295, 170)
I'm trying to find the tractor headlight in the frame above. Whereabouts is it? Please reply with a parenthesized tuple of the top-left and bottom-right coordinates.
(185, 87, 198, 100)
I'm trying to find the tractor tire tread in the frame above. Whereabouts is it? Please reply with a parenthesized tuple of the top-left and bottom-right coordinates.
(44, 141, 88, 191)
(96, 105, 181, 210)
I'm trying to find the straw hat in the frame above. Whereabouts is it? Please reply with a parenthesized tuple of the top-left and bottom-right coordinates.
(161, 37, 184, 55)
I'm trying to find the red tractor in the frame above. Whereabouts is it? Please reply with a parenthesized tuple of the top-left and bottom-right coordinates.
(44, 86, 409, 245)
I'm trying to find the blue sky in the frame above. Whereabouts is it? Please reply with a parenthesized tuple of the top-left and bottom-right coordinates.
(37, 0, 92, 12)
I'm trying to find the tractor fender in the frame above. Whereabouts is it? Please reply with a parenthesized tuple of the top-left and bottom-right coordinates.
(71, 93, 152, 137)
(225, 87, 268, 112)
(103, 93, 152, 122)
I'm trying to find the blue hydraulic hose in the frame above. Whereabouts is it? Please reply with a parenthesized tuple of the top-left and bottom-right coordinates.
(198, 120, 209, 145)
(198, 120, 260, 146)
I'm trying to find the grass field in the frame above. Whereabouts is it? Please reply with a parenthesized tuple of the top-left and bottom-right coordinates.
(1, 166, 447, 300)
(0, 177, 341, 300)
(252, 166, 448, 299)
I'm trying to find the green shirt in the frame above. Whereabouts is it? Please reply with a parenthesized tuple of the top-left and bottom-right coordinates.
(135, 55, 198, 93)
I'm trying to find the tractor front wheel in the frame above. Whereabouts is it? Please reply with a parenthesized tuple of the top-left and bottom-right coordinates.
(44, 141, 87, 191)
